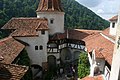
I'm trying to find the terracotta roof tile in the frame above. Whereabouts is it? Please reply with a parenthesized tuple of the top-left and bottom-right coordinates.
(0, 37, 25, 64)
(50, 29, 101, 41)
(2, 17, 48, 30)
(94, 50, 104, 59)
(102, 28, 115, 40)
(0, 63, 28, 80)
(10, 28, 38, 37)
(82, 75, 104, 80)
(84, 33, 114, 65)
(36, 22, 48, 30)
(109, 15, 118, 21)
(36, 0, 63, 12)
(2, 18, 48, 37)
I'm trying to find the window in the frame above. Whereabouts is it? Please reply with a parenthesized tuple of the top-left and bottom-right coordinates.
(112, 22, 115, 28)
(41, 31, 45, 35)
(35, 46, 38, 50)
(50, 19, 54, 24)
(39, 45, 43, 50)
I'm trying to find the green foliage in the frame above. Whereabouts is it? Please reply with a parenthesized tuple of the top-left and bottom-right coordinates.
(0, 0, 109, 29)
(12, 49, 33, 80)
(0, 0, 110, 38)
(78, 52, 90, 79)
(62, 0, 109, 30)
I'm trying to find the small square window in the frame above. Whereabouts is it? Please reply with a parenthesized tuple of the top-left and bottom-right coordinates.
(50, 19, 54, 24)
(112, 22, 115, 28)
(39, 46, 43, 50)
(41, 31, 45, 35)
(35, 46, 38, 50)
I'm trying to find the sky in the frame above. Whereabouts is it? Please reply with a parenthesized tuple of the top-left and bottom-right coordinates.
(76, 0, 120, 20)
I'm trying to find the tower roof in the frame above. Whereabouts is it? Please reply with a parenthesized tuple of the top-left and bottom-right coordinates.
(36, 0, 63, 12)
(109, 15, 118, 21)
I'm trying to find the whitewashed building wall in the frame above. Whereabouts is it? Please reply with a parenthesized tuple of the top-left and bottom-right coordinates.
(109, 21, 117, 36)
(14, 31, 48, 66)
(37, 12, 65, 35)
(110, 11, 120, 80)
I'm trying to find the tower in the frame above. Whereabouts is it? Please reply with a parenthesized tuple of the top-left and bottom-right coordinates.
(110, 11, 120, 80)
(109, 15, 118, 36)
(36, 0, 65, 35)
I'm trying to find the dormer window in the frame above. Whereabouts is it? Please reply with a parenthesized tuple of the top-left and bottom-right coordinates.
(41, 30, 45, 35)
(112, 22, 115, 28)
(50, 19, 54, 24)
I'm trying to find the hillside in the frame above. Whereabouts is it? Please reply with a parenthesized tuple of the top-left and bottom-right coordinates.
(0, 0, 109, 38)
(62, 0, 109, 29)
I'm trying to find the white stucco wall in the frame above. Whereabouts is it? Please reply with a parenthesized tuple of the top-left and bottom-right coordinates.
(14, 31, 48, 66)
(109, 21, 117, 36)
(37, 12, 65, 35)
(110, 11, 120, 80)
(88, 50, 105, 76)
(104, 66, 110, 80)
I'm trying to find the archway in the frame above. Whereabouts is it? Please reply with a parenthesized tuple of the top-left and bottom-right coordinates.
(73, 51, 81, 66)
(60, 48, 72, 63)
(73, 51, 80, 60)
(47, 55, 56, 69)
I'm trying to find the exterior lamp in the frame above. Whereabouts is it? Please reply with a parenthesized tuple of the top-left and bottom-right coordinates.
(117, 36, 120, 48)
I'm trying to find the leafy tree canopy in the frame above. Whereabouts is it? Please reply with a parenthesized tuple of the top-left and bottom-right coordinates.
(78, 51, 90, 79)
(0, 0, 109, 38)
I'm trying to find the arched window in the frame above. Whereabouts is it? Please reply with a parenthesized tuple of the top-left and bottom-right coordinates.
(39, 45, 43, 50)
(35, 46, 38, 50)
(50, 18, 54, 24)
(112, 22, 115, 28)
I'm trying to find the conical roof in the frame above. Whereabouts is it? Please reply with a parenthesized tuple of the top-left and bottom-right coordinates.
(36, 0, 63, 12)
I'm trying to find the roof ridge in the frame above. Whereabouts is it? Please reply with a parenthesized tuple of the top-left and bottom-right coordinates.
(0, 36, 13, 42)
(11, 17, 48, 20)
(100, 33, 115, 43)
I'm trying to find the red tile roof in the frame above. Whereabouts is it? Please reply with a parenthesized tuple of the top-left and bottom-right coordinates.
(0, 63, 28, 80)
(50, 29, 101, 41)
(102, 27, 115, 41)
(109, 15, 118, 21)
(94, 50, 104, 59)
(0, 37, 25, 64)
(2, 18, 48, 30)
(2, 18, 48, 37)
(84, 33, 114, 65)
(10, 28, 38, 37)
(82, 75, 104, 80)
(36, 0, 63, 12)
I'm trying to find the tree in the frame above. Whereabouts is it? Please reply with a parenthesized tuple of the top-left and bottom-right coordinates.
(78, 51, 90, 79)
